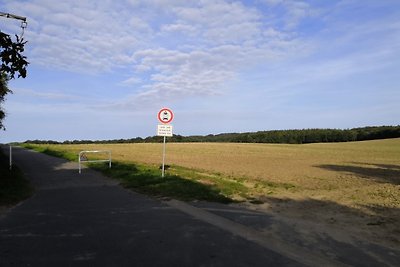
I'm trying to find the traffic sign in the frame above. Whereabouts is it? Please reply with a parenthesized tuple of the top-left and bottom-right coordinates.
(157, 108, 174, 178)
(157, 124, 173, 137)
(158, 108, 174, 124)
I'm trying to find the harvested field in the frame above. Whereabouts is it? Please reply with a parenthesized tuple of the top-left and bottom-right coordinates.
(35, 139, 399, 204)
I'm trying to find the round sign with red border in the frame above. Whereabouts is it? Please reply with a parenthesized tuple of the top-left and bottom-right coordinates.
(158, 108, 174, 124)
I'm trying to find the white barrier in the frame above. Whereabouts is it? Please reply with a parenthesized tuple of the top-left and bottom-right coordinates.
(78, 150, 111, 174)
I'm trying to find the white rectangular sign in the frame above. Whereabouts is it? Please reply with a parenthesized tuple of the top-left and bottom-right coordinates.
(157, 124, 173, 137)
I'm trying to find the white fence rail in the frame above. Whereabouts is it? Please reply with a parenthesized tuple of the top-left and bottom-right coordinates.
(78, 150, 111, 174)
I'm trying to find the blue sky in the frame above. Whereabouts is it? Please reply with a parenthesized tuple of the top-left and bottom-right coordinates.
(1, 0, 399, 143)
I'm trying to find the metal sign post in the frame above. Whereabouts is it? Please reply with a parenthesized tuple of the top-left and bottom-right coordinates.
(162, 136, 167, 177)
(157, 108, 174, 177)
(9, 145, 12, 170)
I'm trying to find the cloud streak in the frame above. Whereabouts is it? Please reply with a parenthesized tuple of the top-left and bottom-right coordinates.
(4, 0, 301, 108)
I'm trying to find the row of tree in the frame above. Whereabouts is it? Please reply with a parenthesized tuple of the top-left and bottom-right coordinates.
(25, 125, 400, 145)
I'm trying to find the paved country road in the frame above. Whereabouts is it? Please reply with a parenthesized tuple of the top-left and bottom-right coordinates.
(1, 147, 398, 266)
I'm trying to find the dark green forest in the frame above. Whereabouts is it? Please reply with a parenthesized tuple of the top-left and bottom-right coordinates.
(24, 125, 400, 145)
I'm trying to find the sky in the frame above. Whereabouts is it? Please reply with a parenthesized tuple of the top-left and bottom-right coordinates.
(1, 0, 399, 143)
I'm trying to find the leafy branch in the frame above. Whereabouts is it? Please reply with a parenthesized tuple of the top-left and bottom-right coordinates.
(1, 31, 28, 79)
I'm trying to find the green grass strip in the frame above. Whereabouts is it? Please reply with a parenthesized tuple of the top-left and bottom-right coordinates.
(92, 162, 233, 203)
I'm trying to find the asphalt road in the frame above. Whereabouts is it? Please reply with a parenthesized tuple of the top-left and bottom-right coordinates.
(1, 147, 398, 266)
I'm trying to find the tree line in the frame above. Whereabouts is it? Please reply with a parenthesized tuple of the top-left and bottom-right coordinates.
(24, 125, 400, 145)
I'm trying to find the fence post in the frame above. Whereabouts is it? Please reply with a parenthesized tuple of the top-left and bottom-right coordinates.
(109, 151, 112, 169)
(78, 151, 82, 174)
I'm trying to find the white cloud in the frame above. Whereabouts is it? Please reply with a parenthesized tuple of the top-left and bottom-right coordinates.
(15, 88, 79, 101)
(4, 0, 146, 73)
(160, 23, 196, 35)
(119, 77, 142, 86)
(260, 0, 317, 29)
(113, 0, 301, 109)
(172, 0, 263, 45)
(3, 0, 315, 121)
(127, 42, 291, 107)
(3, 0, 306, 111)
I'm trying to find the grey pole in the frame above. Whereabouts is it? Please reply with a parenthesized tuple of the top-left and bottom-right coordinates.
(9, 145, 12, 170)
(162, 136, 166, 177)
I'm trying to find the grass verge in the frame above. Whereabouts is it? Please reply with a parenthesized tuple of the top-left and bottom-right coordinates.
(22, 143, 77, 161)
(0, 149, 33, 206)
(92, 162, 232, 203)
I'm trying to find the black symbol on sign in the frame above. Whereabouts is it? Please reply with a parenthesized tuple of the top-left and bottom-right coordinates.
(162, 111, 169, 121)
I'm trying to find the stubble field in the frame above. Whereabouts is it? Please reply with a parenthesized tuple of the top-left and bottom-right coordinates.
(34, 139, 399, 204)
